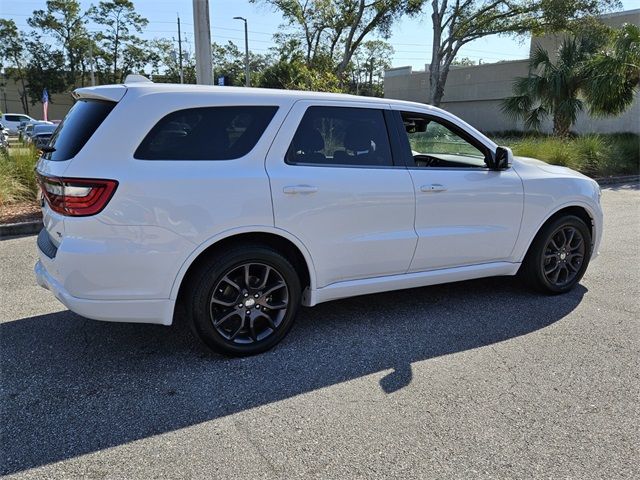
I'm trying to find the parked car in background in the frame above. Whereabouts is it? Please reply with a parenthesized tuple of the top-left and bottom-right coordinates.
(22, 121, 53, 144)
(0, 113, 37, 135)
(32, 124, 57, 149)
(0, 125, 8, 153)
(0, 122, 10, 144)
(34, 81, 603, 356)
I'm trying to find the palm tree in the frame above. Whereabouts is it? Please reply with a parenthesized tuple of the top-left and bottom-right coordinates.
(583, 23, 640, 117)
(502, 36, 599, 137)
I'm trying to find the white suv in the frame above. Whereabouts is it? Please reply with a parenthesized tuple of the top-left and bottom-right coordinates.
(0, 113, 37, 135)
(34, 81, 603, 355)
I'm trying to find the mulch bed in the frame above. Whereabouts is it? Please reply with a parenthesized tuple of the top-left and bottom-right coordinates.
(0, 202, 42, 225)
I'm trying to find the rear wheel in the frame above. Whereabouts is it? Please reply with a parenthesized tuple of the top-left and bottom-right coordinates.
(522, 215, 592, 294)
(187, 245, 301, 356)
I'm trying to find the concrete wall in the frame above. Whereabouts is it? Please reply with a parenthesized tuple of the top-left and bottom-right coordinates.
(0, 78, 75, 121)
(384, 9, 640, 135)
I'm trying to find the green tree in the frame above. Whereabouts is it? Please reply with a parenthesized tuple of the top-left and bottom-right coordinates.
(24, 33, 67, 106)
(0, 19, 29, 113)
(28, 0, 89, 88)
(89, 0, 149, 83)
(501, 36, 601, 136)
(254, 0, 405, 81)
(408, 0, 621, 106)
(349, 39, 393, 96)
(583, 23, 640, 116)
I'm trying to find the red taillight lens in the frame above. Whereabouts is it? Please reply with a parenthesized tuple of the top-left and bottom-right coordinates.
(36, 174, 118, 217)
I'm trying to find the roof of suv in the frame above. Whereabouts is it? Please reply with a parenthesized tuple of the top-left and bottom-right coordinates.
(74, 81, 442, 114)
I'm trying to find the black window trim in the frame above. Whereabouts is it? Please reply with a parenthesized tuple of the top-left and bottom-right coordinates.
(285, 105, 403, 169)
(391, 110, 496, 171)
(134, 105, 280, 161)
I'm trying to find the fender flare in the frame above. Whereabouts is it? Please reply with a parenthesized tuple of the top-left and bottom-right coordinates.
(168, 225, 318, 301)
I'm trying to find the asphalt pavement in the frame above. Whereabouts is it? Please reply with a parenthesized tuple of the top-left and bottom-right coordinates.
(1, 183, 638, 479)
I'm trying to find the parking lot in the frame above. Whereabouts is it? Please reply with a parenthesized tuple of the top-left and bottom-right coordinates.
(1, 183, 638, 479)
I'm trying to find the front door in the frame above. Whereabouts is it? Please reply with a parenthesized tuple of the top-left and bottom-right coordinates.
(392, 109, 524, 272)
(266, 101, 417, 288)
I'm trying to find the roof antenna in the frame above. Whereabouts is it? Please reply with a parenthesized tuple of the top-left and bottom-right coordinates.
(124, 74, 153, 84)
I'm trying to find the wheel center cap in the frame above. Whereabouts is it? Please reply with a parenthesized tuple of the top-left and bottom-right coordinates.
(559, 252, 567, 260)
(244, 298, 256, 308)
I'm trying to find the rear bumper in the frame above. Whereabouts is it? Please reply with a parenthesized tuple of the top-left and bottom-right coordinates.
(35, 260, 174, 325)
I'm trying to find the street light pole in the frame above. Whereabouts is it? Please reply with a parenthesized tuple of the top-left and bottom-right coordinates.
(233, 16, 250, 87)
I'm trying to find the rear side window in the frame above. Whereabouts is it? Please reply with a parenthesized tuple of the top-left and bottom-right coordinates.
(5, 115, 24, 122)
(44, 100, 115, 161)
(135, 106, 279, 160)
(286, 106, 393, 167)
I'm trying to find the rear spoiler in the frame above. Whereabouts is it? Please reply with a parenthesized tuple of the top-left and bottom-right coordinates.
(72, 85, 127, 103)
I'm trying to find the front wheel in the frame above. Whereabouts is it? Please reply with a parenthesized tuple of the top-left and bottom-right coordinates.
(521, 215, 592, 294)
(187, 245, 301, 356)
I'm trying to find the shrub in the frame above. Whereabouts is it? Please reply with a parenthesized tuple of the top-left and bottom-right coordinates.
(0, 146, 39, 208)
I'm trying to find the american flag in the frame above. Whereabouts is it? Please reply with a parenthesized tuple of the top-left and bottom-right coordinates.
(42, 88, 49, 122)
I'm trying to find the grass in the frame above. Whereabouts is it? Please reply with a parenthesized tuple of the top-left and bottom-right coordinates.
(492, 133, 640, 177)
(0, 145, 39, 209)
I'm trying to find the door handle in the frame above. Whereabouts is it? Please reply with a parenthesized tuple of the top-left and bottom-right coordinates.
(420, 184, 447, 193)
(283, 185, 319, 194)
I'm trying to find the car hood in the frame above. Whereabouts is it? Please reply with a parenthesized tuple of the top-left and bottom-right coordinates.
(512, 155, 591, 180)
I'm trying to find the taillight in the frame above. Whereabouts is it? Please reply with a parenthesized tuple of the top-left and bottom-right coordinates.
(36, 174, 118, 216)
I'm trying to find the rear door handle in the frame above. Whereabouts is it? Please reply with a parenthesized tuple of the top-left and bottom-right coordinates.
(420, 184, 447, 193)
(283, 185, 319, 195)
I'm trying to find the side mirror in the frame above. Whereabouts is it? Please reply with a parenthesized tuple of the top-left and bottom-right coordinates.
(487, 146, 513, 170)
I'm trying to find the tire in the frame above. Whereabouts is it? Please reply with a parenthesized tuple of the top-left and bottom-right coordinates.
(186, 244, 301, 356)
(521, 215, 592, 294)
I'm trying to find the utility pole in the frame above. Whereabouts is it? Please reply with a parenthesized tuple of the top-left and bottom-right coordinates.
(233, 16, 250, 87)
(89, 43, 96, 86)
(192, 0, 213, 85)
(177, 14, 184, 84)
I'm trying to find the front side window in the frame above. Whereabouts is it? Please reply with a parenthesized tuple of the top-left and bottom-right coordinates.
(400, 112, 487, 168)
(135, 106, 278, 160)
(287, 106, 393, 167)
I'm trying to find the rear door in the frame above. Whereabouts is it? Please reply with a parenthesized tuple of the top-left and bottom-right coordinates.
(266, 100, 417, 288)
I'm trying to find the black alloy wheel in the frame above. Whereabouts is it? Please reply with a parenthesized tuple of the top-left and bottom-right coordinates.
(521, 215, 592, 294)
(188, 245, 301, 356)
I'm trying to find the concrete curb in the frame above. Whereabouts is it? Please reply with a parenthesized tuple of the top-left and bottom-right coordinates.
(595, 175, 639, 186)
(0, 220, 42, 239)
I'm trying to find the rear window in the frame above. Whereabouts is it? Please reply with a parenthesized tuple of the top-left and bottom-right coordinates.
(134, 106, 279, 160)
(44, 99, 115, 161)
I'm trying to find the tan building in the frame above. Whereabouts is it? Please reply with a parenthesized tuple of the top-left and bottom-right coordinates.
(0, 76, 75, 122)
(384, 9, 640, 134)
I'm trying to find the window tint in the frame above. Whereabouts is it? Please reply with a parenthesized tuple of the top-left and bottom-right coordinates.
(401, 112, 487, 168)
(287, 107, 393, 167)
(45, 100, 115, 161)
(135, 106, 278, 160)
(5, 115, 22, 122)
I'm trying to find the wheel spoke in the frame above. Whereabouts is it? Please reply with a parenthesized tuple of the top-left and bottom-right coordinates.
(228, 318, 245, 340)
(211, 297, 237, 307)
(565, 228, 575, 247)
(264, 301, 287, 310)
(257, 312, 277, 330)
(256, 266, 271, 290)
(248, 318, 258, 342)
(550, 265, 562, 284)
(262, 282, 286, 297)
(244, 264, 251, 289)
(570, 237, 584, 251)
(214, 310, 239, 327)
(222, 275, 242, 292)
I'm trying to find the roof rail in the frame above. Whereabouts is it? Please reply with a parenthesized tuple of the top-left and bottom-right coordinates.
(124, 74, 153, 83)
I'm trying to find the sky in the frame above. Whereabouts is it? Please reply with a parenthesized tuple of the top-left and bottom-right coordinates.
(2, 0, 640, 71)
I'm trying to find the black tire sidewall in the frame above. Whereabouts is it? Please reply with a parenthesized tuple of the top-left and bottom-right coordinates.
(526, 215, 592, 294)
(188, 246, 301, 356)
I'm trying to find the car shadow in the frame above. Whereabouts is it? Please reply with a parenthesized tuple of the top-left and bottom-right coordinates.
(1, 277, 586, 474)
